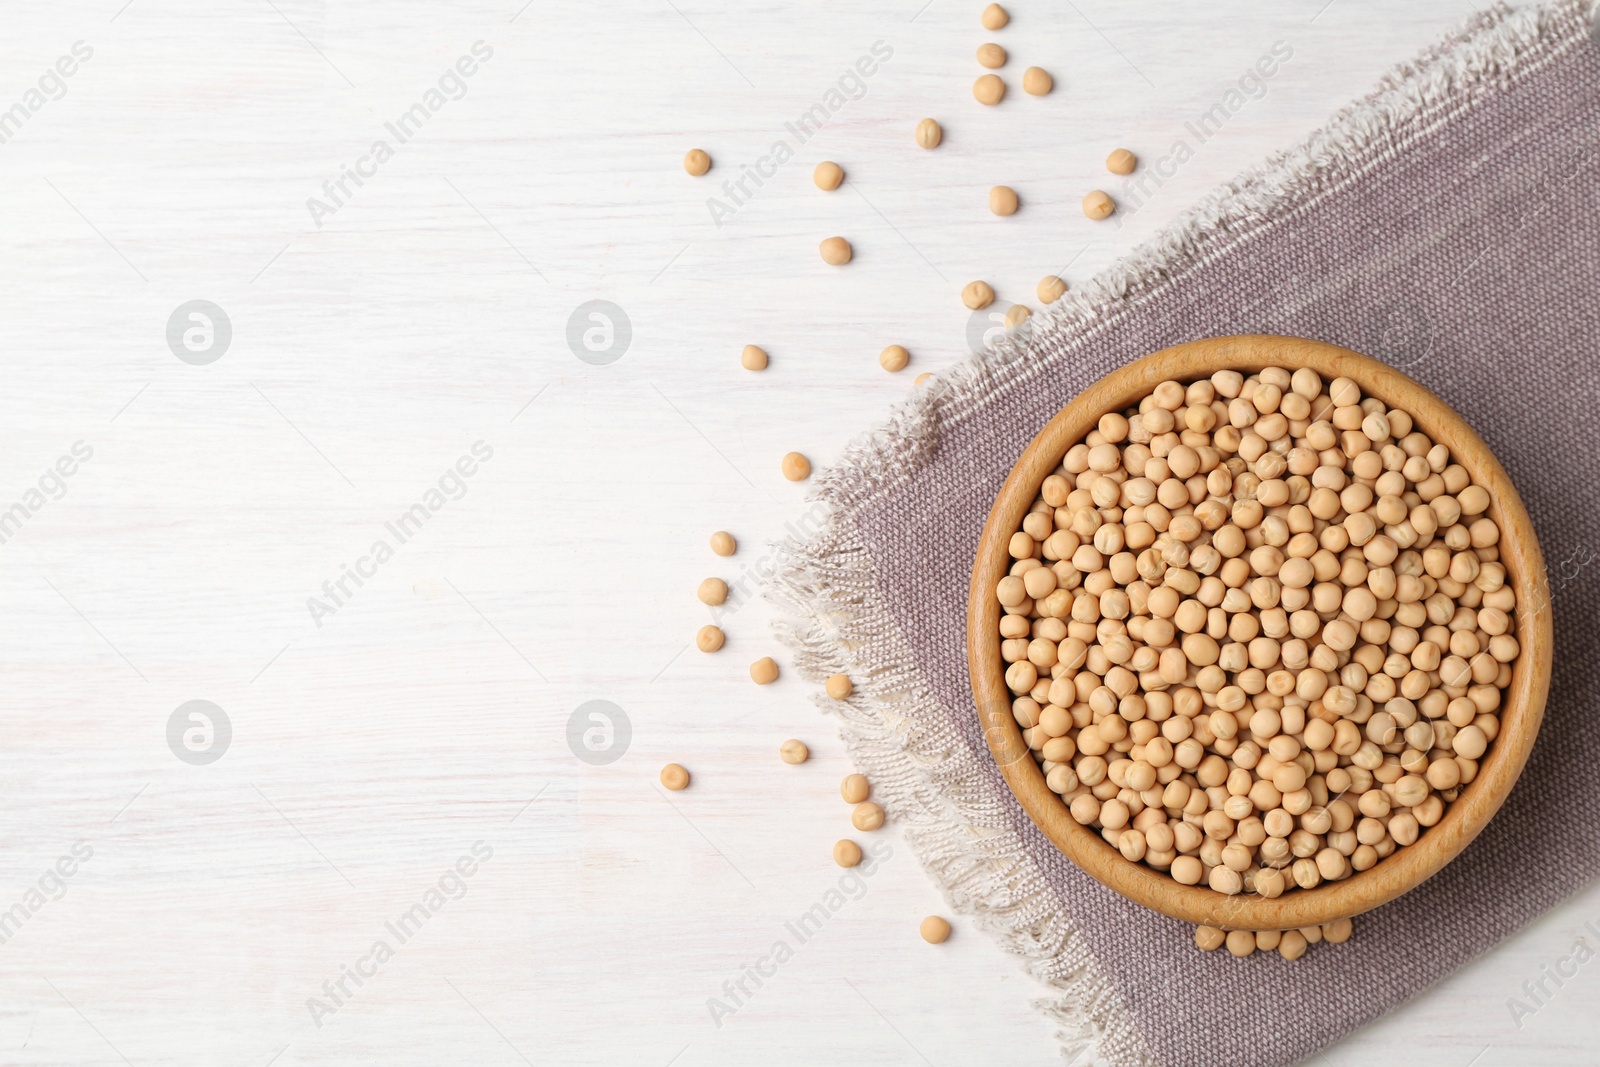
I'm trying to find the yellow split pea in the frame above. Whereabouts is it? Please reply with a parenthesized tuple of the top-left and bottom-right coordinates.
(989, 186, 1019, 216)
(963, 281, 996, 310)
(781, 451, 811, 481)
(819, 236, 853, 265)
(977, 43, 1007, 69)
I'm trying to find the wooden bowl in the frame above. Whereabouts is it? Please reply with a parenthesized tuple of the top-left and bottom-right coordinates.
(967, 335, 1551, 929)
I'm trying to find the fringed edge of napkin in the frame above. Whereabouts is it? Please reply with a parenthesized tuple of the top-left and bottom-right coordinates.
(768, 3, 1584, 1063)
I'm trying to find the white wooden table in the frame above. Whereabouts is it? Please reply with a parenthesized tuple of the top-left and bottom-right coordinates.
(1, 1, 1594, 1064)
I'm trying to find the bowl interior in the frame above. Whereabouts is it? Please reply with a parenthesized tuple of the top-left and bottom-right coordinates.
(967, 334, 1551, 929)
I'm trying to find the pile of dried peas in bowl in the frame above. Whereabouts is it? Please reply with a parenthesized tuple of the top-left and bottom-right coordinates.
(995, 367, 1518, 922)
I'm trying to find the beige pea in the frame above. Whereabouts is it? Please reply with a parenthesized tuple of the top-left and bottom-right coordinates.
(697, 577, 728, 605)
(974, 74, 1005, 106)
(740, 344, 768, 371)
(1106, 149, 1137, 175)
(813, 161, 844, 191)
(990, 185, 1019, 216)
(1037, 275, 1067, 304)
(819, 236, 853, 265)
(1082, 190, 1115, 220)
(710, 530, 737, 556)
(963, 280, 996, 309)
(1005, 305, 1031, 330)
(780, 739, 809, 764)
(852, 801, 885, 831)
(1225, 929, 1256, 957)
(1278, 929, 1309, 961)
(660, 763, 690, 790)
(915, 118, 943, 149)
(683, 149, 711, 176)
(981, 3, 1009, 30)
(696, 625, 725, 652)
(750, 657, 780, 684)
(826, 674, 854, 700)
(1195, 925, 1226, 951)
(1022, 67, 1053, 95)
(841, 773, 871, 803)
(978, 42, 1007, 69)
(1322, 918, 1354, 944)
(920, 915, 952, 943)
(833, 839, 862, 867)
(781, 451, 811, 481)
(878, 344, 911, 373)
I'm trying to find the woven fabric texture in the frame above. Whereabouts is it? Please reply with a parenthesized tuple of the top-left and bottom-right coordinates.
(773, 4, 1600, 1065)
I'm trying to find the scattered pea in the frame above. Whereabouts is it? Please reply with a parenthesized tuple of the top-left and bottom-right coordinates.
(697, 578, 728, 606)
(780, 739, 810, 764)
(813, 161, 844, 191)
(1106, 148, 1137, 175)
(963, 280, 996, 310)
(978, 43, 1007, 69)
(819, 236, 853, 265)
(660, 763, 690, 790)
(841, 773, 871, 803)
(697, 625, 729, 654)
(750, 657, 780, 684)
(920, 915, 952, 944)
(1021, 67, 1052, 95)
(973, 74, 1005, 106)
(1082, 190, 1115, 220)
(1004, 305, 1030, 329)
(1225, 930, 1256, 957)
(880, 345, 910, 372)
(709, 530, 737, 556)
(980, 3, 1009, 30)
(826, 674, 855, 699)
(834, 839, 863, 867)
(1037, 276, 1067, 304)
(916, 118, 943, 149)
(852, 801, 885, 830)
(781, 451, 811, 481)
(1194, 925, 1226, 951)
(741, 344, 768, 371)
(989, 185, 1019, 216)
(683, 149, 711, 176)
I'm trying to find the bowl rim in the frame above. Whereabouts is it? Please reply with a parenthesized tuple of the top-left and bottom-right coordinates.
(966, 334, 1552, 929)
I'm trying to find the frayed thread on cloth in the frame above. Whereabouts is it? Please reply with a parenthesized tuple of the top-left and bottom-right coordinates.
(767, 3, 1590, 1064)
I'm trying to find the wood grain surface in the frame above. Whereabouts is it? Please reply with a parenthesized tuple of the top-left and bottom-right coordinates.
(0, 2, 1594, 1065)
